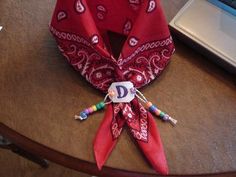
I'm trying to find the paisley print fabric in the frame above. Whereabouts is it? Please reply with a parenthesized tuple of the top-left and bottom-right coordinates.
(50, 0, 174, 174)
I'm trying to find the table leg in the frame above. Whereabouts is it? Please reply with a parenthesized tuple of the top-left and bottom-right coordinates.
(0, 135, 49, 168)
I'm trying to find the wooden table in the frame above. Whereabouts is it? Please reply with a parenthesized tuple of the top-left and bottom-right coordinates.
(0, 0, 236, 176)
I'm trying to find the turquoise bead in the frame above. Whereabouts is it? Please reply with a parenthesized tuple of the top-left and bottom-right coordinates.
(100, 102, 105, 107)
(96, 103, 102, 110)
(95, 101, 105, 110)
(160, 112, 165, 118)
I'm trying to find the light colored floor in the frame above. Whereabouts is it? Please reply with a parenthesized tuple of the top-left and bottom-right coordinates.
(0, 149, 91, 177)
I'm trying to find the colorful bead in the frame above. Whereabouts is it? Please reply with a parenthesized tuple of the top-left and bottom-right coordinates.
(130, 87, 136, 94)
(96, 102, 105, 110)
(154, 109, 161, 116)
(84, 109, 90, 115)
(109, 90, 115, 97)
(149, 105, 157, 112)
(160, 111, 165, 118)
(80, 112, 87, 120)
(146, 101, 153, 109)
(96, 103, 101, 110)
(92, 105, 97, 111)
(157, 109, 161, 116)
(88, 107, 94, 113)
(99, 101, 105, 108)
(163, 114, 169, 121)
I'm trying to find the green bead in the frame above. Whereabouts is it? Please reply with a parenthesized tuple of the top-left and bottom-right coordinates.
(160, 112, 165, 118)
(99, 102, 105, 108)
(96, 103, 102, 110)
(96, 101, 105, 110)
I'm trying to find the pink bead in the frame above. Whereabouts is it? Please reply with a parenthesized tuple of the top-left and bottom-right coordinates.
(84, 109, 90, 114)
(154, 109, 161, 116)
(88, 107, 94, 113)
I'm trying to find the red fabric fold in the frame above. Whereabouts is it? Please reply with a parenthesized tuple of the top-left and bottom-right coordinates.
(93, 103, 125, 170)
(93, 98, 168, 174)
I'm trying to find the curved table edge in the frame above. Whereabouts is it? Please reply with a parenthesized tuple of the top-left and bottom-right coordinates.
(0, 123, 235, 177)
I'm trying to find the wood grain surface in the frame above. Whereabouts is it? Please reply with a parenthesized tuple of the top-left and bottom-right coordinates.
(0, 148, 91, 177)
(1, 0, 236, 175)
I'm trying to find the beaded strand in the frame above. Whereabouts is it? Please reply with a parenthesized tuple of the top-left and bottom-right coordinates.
(135, 89, 177, 126)
(145, 101, 177, 125)
(75, 90, 115, 120)
(75, 101, 105, 120)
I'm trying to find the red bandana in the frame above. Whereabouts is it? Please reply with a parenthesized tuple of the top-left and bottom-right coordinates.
(50, 0, 175, 174)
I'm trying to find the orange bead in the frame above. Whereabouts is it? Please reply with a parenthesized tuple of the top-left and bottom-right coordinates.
(145, 101, 152, 108)
(109, 90, 115, 97)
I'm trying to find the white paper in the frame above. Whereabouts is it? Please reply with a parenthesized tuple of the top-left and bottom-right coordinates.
(108, 81, 135, 103)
